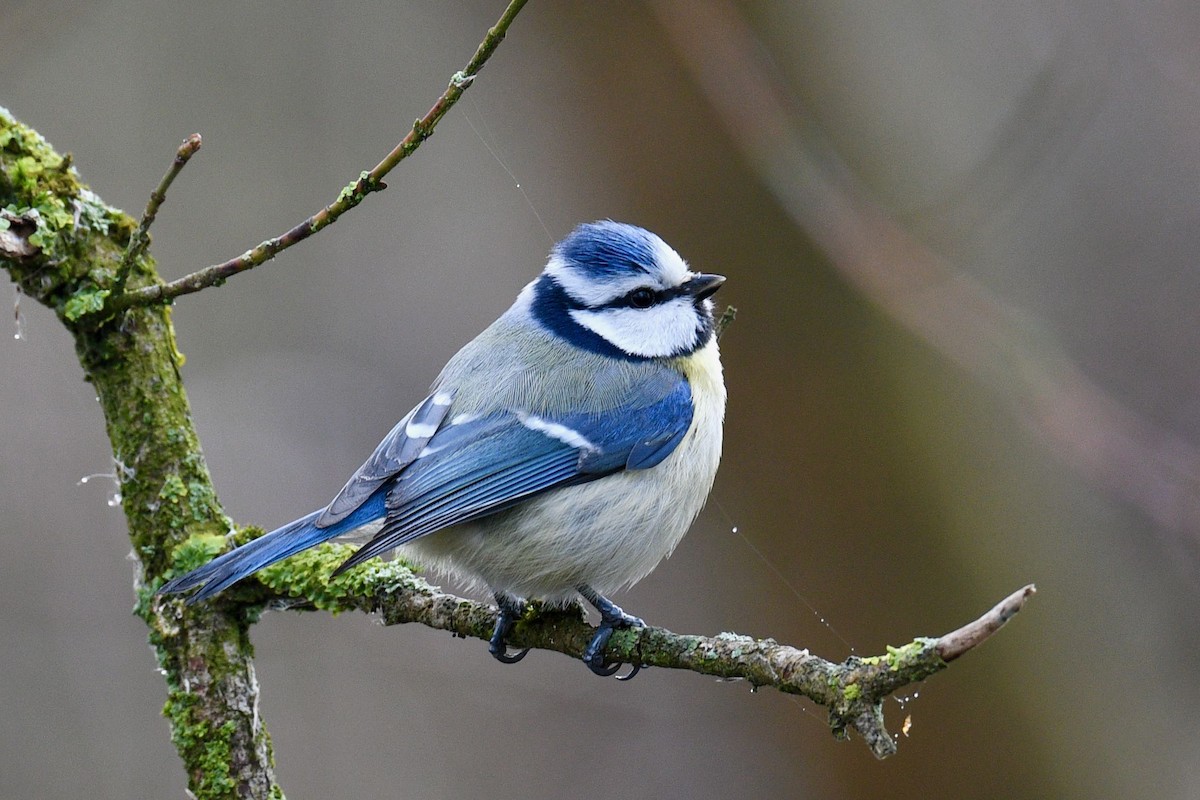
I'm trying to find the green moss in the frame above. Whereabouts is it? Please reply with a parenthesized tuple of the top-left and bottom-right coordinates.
(148, 474, 224, 531)
(187, 480, 219, 518)
(883, 640, 931, 672)
(1, 111, 131, 313)
(256, 542, 419, 613)
(856, 639, 937, 672)
(159, 474, 187, 501)
(164, 693, 239, 797)
(63, 287, 111, 320)
(842, 682, 862, 701)
(169, 532, 230, 575)
(76, 188, 113, 235)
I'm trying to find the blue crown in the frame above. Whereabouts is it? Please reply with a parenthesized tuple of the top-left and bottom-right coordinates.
(553, 221, 658, 279)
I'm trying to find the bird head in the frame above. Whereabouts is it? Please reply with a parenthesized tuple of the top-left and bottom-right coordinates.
(533, 221, 725, 360)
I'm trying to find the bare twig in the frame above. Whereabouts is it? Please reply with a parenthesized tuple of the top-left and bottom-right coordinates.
(715, 304, 737, 339)
(238, 544, 1035, 760)
(937, 583, 1036, 661)
(105, 0, 529, 314)
(111, 133, 202, 297)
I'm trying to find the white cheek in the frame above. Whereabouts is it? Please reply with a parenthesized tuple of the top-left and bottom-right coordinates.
(570, 298, 700, 358)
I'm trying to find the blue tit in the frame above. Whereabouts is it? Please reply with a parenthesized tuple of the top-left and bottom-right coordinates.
(160, 220, 727, 677)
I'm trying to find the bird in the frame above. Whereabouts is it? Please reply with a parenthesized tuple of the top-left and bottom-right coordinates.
(159, 220, 727, 678)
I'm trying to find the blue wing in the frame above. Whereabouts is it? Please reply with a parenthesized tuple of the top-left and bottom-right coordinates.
(331, 375, 695, 573)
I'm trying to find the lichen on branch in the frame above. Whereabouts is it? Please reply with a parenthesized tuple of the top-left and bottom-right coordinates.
(220, 539, 1034, 759)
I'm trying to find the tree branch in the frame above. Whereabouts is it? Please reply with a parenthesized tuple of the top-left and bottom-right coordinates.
(111, 133, 201, 296)
(714, 304, 737, 338)
(1, 105, 275, 798)
(202, 542, 1034, 760)
(103, 0, 529, 315)
(936, 583, 1036, 661)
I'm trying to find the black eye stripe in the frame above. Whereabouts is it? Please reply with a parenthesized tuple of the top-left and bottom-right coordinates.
(600, 284, 692, 310)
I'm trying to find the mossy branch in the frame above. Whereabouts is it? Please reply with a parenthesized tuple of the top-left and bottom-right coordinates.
(188, 542, 1032, 760)
(2, 104, 277, 798)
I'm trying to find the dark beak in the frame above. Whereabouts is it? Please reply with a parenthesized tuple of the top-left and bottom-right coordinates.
(685, 273, 726, 300)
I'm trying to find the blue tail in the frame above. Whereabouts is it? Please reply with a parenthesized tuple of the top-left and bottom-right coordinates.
(159, 492, 386, 604)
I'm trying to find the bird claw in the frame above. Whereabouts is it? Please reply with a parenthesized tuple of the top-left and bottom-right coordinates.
(492, 645, 530, 664)
(585, 658, 623, 677)
(488, 592, 530, 666)
(615, 663, 642, 681)
(581, 626, 645, 680)
(583, 655, 642, 680)
(578, 585, 646, 680)
(487, 585, 649, 678)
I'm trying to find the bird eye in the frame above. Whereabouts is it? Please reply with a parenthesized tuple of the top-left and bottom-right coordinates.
(629, 288, 655, 309)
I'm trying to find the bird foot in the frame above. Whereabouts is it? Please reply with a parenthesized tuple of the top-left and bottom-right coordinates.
(578, 585, 646, 680)
(489, 593, 530, 665)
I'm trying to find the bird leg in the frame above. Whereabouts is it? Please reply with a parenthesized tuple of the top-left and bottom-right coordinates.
(489, 590, 530, 664)
(578, 584, 645, 680)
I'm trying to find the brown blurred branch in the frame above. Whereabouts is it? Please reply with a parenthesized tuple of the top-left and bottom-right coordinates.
(714, 303, 737, 338)
(653, 0, 1200, 578)
(237, 545, 1035, 760)
(102, 0, 528, 315)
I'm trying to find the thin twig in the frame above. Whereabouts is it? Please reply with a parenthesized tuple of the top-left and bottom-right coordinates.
(937, 583, 1036, 661)
(239, 544, 1035, 760)
(715, 304, 737, 339)
(111, 133, 202, 297)
(105, 0, 529, 314)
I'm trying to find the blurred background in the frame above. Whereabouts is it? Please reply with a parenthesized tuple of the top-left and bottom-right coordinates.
(3, 1, 1199, 797)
